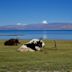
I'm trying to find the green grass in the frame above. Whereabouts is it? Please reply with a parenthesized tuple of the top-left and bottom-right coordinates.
(0, 40, 72, 72)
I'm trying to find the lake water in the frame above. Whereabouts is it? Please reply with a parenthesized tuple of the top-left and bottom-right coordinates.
(0, 30, 72, 40)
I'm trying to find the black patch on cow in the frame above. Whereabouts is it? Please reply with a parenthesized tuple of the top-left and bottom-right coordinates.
(25, 43, 37, 51)
(25, 41, 42, 51)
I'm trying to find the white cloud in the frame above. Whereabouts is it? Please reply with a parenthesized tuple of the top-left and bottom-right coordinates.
(16, 23, 27, 26)
(16, 23, 21, 25)
(42, 20, 48, 24)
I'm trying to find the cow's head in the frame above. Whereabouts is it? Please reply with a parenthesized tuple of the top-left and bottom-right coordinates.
(15, 39, 20, 44)
(35, 41, 42, 47)
(35, 40, 45, 48)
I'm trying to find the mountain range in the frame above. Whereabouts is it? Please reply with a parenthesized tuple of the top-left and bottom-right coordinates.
(0, 23, 72, 30)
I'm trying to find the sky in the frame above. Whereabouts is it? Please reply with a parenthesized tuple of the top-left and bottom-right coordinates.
(0, 0, 72, 26)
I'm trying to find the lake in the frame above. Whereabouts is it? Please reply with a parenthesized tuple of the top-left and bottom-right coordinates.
(0, 30, 72, 40)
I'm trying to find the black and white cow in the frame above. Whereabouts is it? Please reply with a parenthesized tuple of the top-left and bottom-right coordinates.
(17, 39, 45, 52)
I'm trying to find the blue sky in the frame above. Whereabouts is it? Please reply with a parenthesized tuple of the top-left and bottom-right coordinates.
(0, 0, 72, 26)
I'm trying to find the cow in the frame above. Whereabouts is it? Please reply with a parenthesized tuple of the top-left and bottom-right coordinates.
(17, 39, 45, 52)
(4, 39, 20, 46)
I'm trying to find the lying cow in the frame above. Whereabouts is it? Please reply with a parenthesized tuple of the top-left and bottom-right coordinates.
(4, 39, 20, 46)
(17, 39, 45, 52)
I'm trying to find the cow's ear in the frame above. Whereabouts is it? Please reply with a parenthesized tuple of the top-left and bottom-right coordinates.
(39, 40, 41, 42)
(32, 41, 34, 43)
(31, 41, 34, 44)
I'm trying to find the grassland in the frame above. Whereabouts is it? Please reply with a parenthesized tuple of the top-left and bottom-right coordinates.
(0, 40, 72, 72)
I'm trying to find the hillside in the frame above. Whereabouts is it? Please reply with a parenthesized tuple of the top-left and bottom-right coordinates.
(0, 23, 72, 30)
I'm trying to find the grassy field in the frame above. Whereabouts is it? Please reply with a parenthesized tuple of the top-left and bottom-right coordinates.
(0, 40, 72, 72)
